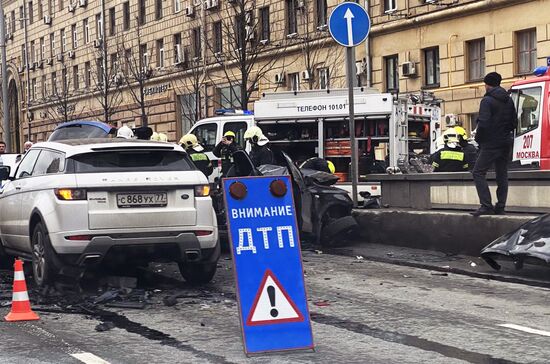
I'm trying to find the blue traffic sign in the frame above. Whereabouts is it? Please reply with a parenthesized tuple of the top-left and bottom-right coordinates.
(223, 176, 314, 354)
(329, 2, 371, 47)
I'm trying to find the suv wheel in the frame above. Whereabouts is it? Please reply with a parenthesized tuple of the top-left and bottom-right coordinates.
(31, 223, 56, 287)
(178, 262, 217, 285)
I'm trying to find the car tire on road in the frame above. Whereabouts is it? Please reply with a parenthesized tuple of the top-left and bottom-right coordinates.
(321, 216, 359, 246)
(178, 262, 217, 285)
(31, 222, 57, 287)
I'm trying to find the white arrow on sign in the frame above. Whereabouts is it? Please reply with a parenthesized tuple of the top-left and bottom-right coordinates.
(344, 8, 355, 47)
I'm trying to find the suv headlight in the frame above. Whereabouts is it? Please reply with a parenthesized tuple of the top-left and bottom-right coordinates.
(54, 188, 87, 200)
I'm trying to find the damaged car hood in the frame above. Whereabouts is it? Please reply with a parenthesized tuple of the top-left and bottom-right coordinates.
(481, 214, 550, 266)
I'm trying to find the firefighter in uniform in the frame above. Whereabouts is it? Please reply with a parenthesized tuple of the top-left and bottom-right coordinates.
(213, 131, 242, 176)
(244, 126, 274, 167)
(430, 129, 469, 172)
(179, 134, 214, 177)
(454, 126, 478, 171)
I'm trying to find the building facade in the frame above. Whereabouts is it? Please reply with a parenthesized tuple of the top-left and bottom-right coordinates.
(0, 0, 546, 151)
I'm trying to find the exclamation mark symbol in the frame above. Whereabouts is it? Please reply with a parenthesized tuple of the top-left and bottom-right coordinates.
(268, 285, 278, 317)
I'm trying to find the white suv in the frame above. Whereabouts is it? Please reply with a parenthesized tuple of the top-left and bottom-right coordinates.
(0, 139, 219, 286)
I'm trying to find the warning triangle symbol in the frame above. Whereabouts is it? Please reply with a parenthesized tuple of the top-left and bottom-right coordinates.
(246, 269, 305, 326)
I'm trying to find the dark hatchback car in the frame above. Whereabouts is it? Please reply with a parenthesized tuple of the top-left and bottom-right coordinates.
(48, 121, 116, 141)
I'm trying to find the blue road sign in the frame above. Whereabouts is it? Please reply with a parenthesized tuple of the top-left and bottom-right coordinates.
(223, 176, 314, 354)
(329, 2, 371, 47)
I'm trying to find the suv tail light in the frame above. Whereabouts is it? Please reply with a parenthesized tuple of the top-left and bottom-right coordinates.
(54, 188, 87, 200)
(194, 185, 210, 197)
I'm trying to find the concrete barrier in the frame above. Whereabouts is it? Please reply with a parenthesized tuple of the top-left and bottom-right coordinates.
(353, 209, 539, 256)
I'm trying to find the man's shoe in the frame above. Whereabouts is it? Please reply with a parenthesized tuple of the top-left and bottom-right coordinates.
(494, 207, 506, 215)
(470, 207, 495, 217)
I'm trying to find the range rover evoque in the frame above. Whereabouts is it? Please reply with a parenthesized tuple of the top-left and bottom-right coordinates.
(0, 139, 219, 286)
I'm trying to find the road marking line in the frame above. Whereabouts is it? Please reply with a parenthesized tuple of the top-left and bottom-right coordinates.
(498, 324, 550, 337)
(71, 352, 111, 364)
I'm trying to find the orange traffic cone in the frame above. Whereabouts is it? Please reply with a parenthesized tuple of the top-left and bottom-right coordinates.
(4, 259, 39, 322)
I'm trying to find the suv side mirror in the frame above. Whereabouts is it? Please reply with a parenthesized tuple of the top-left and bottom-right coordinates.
(0, 166, 11, 180)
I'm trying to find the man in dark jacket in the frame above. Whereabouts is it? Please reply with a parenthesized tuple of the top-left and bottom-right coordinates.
(471, 72, 517, 216)
(244, 126, 274, 167)
(212, 131, 241, 176)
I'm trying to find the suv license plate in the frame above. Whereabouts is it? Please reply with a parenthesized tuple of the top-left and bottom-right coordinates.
(117, 192, 168, 208)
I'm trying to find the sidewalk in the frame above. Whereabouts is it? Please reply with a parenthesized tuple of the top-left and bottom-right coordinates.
(325, 242, 550, 288)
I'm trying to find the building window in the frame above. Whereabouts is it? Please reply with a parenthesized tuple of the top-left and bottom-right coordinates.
(138, 0, 146, 26)
(139, 44, 148, 70)
(10, 11, 15, 33)
(217, 85, 242, 109)
(72, 24, 78, 48)
(316, 0, 327, 27)
(61, 28, 66, 52)
(51, 71, 57, 94)
(156, 39, 164, 68)
(259, 7, 269, 42)
(73, 65, 79, 91)
(517, 29, 537, 75)
(28, 2, 34, 24)
(174, 33, 182, 63)
(213, 21, 222, 54)
(40, 37, 45, 60)
(286, 0, 297, 35)
(155, 0, 162, 20)
(31, 78, 36, 100)
(38, 0, 43, 20)
(467, 39, 485, 81)
(50, 32, 56, 57)
(84, 19, 90, 44)
(41, 75, 47, 98)
(289, 72, 299, 91)
(61, 67, 67, 93)
(19, 6, 24, 30)
(318, 68, 329, 89)
(384, 55, 399, 92)
(96, 57, 104, 85)
(96, 13, 102, 39)
(383, 0, 397, 13)
(109, 7, 115, 36)
(192, 27, 201, 59)
(30, 41, 35, 64)
(235, 16, 244, 50)
(424, 47, 440, 87)
(174, 0, 182, 13)
(58, 0, 63, 12)
(84, 61, 91, 87)
(123, 2, 130, 30)
(21, 45, 26, 68)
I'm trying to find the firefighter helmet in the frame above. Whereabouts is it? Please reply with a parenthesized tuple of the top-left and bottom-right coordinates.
(179, 134, 204, 152)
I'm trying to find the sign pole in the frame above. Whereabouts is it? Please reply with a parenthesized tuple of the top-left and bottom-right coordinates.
(346, 47, 358, 208)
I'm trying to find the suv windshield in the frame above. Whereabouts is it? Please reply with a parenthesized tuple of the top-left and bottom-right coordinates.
(49, 124, 112, 141)
(70, 150, 194, 173)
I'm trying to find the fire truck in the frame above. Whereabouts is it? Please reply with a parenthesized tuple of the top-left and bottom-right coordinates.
(187, 87, 442, 196)
(510, 66, 550, 169)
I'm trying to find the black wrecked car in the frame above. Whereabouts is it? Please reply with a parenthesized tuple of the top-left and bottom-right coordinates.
(481, 214, 550, 270)
(212, 150, 358, 246)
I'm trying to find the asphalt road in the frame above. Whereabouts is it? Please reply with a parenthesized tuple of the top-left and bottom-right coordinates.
(0, 251, 549, 364)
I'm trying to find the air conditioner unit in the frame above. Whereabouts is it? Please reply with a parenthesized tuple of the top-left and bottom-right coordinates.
(301, 70, 310, 81)
(39, 111, 47, 118)
(274, 72, 286, 84)
(245, 11, 252, 25)
(5, 32, 12, 40)
(79, 0, 87, 8)
(296, 0, 305, 9)
(113, 72, 124, 85)
(401, 61, 417, 77)
(424, 0, 438, 4)
(286, 33, 298, 39)
(355, 61, 366, 76)
(93, 39, 102, 48)
(68, 50, 75, 59)
(28, 112, 34, 121)
(445, 114, 459, 127)
(45, 58, 53, 65)
(68, 4, 75, 12)
(185, 6, 195, 17)
(28, 62, 35, 71)
(56, 54, 64, 62)
(36, 60, 44, 69)
(43, 15, 52, 25)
